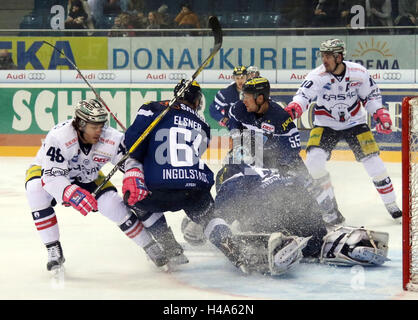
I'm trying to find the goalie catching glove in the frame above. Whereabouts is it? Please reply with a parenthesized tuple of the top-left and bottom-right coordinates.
(122, 168, 149, 206)
(320, 226, 390, 266)
(63, 184, 98, 216)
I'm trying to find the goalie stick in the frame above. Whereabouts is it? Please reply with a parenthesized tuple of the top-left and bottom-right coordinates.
(43, 41, 127, 131)
(92, 16, 223, 198)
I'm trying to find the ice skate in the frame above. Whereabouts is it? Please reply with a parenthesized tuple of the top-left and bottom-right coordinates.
(153, 227, 189, 266)
(46, 241, 65, 274)
(385, 202, 402, 222)
(143, 240, 169, 270)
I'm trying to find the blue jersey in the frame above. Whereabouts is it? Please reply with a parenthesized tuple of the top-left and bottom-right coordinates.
(214, 163, 327, 257)
(228, 99, 302, 167)
(124, 101, 214, 190)
(209, 82, 240, 123)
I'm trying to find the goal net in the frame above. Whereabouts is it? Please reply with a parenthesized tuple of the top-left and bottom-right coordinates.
(403, 96, 418, 291)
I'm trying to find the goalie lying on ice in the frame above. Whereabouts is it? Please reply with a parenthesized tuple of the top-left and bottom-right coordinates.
(182, 162, 390, 275)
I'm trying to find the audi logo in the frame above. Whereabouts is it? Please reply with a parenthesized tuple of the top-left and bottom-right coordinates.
(97, 72, 116, 80)
(383, 72, 401, 80)
(28, 72, 46, 80)
(169, 73, 187, 81)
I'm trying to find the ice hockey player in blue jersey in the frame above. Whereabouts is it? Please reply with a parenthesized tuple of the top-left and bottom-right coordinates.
(122, 80, 248, 271)
(227, 76, 309, 177)
(183, 155, 390, 276)
(209, 65, 248, 128)
(181, 77, 345, 250)
(215, 160, 390, 275)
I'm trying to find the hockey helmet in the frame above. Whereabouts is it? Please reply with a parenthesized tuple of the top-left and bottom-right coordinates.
(247, 66, 260, 79)
(174, 79, 202, 107)
(319, 38, 346, 57)
(75, 99, 108, 127)
(242, 77, 270, 101)
(233, 65, 248, 76)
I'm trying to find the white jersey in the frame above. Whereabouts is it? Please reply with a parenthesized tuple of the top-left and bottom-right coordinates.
(292, 61, 382, 130)
(33, 120, 125, 202)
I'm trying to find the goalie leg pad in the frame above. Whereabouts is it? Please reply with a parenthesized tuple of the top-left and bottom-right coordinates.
(231, 233, 311, 276)
(268, 233, 311, 276)
(320, 226, 390, 266)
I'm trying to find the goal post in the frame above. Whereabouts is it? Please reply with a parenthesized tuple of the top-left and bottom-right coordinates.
(402, 96, 418, 291)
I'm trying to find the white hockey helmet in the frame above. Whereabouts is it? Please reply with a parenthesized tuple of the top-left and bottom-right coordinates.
(247, 66, 260, 79)
(75, 99, 108, 125)
(319, 38, 346, 58)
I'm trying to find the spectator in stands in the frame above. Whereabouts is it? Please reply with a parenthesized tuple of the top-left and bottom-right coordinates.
(394, 0, 417, 26)
(108, 12, 136, 36)
(80, 0, 95, 32)
(158, 4, 172, 28)
(104, 0, 122, 15)
(276, 0, 310, 28)
(174, 3, 201, 28)
(146, 11, 162, 29)
(311, 0, 342, 27)
(124, 0, 145, 15)
(135, 11, 148, 28)
(87, 0, 105, 28)
(365, 0, 394, 27)
(65, 0, 88, 29)
(0, 49, 17, 70)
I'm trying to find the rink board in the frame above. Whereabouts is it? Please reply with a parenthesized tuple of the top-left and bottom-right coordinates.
(0, 84, 415, 161)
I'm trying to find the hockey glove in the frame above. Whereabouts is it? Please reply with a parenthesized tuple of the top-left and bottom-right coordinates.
(63, 184, 98, 216)
(219, 117, 229, 127)
(284, 102, 303, 120)
(122, 168, 149, 206)
(373, 108, 392, 134)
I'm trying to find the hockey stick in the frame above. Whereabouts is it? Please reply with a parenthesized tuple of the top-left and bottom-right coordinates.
(43, 41, 127, 131)
(92, 16, 223, 197)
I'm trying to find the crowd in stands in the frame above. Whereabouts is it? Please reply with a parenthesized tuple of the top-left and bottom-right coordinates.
(17, 0, 418, 35)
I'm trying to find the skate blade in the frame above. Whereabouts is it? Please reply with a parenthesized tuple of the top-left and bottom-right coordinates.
(50, 264, 65, 276)
(393, 215, 402, 224)
(168, 254, 189, 266)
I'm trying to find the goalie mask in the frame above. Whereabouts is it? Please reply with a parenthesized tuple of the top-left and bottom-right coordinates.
(174, 79, 203, 109)
(74, 99, 108, 130)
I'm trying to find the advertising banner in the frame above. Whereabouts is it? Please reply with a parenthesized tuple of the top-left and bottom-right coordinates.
(0, 86, 412, 154)
(0, 69, 415, 85)
(108, 34, 417, 72)
(0, 37, 107, 70)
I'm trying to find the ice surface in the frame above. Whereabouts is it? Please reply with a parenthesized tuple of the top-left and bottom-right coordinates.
(1, 156, 417, 300)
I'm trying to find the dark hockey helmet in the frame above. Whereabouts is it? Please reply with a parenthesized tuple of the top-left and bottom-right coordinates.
(242, 77, 270, 101)
(174, 79, 202, 107)
(74, 99, 108, 129)
(233, 65, 248, 76)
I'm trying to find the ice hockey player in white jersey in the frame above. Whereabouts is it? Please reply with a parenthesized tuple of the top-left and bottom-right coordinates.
(25, 99, 168, 273)
(285, 38, 402, 221)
